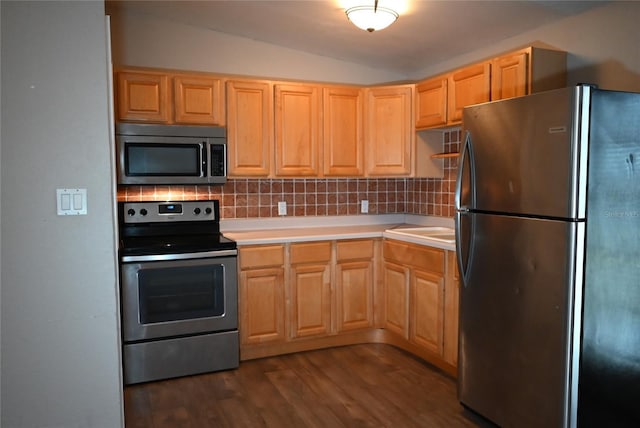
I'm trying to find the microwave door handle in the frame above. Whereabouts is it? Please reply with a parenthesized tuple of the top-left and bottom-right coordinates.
(202, 143, 208, 178)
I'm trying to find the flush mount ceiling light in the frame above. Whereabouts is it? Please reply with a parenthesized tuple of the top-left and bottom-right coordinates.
(345, 0, 399, 33)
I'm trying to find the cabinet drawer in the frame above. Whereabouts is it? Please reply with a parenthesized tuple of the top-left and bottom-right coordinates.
(336, 239, 374, 261)
(239, 245, 284, 269)
(384, 240, 444, 274)
(290, 242, 331, 264)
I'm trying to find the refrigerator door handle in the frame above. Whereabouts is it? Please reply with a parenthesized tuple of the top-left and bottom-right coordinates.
(455, 131, 475, 284)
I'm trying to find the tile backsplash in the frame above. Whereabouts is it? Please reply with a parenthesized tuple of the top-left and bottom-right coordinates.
(117, 129, 461, 219)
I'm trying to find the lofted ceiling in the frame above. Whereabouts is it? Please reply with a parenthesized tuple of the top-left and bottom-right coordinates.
(106, 0, 608, 75)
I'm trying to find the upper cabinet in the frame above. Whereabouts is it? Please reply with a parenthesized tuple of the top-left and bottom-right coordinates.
(491, 46, 567, 101)
(115, 68, 224, 126)
(323, 86, 364, 177)
(415, 46, 566, 130)
(447, 62, 491, 124)
(365, 85, 414, 176)
(274, 83, 322, 177)
(226, 80, 273, 177)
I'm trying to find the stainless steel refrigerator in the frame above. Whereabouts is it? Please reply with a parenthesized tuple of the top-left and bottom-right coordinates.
(455, 84, 640, 428)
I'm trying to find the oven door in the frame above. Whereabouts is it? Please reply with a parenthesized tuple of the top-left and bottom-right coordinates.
(120, 255, 237, 342)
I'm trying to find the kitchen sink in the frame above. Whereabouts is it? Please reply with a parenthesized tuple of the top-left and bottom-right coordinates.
(385, 226, 456, 244)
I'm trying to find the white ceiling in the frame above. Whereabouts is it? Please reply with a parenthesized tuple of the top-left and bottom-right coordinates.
(106, 0, 608, 75)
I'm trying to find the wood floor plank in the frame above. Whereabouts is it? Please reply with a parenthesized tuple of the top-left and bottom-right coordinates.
(123, 343, 494, 427)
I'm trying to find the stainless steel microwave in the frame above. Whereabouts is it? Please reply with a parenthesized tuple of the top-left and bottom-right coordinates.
(116, 123, 227, 185)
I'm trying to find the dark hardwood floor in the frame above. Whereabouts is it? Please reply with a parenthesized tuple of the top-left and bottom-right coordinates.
(124, 343, 495, 427)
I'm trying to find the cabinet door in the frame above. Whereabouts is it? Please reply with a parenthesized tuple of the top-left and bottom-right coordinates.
(410, 269, 445, 355)
(491, 52, 528, 101)
(226, 80, 273, 177)
(415, 77, 448, 129)
(116, 71, 170, 123)
(323, 87, 364, 176)
(274, 84, 321, 176)
(336, 260, 373, 332)
(448, 63, 491, 124)
(383, 262, 409, 338)
(239, 267, 285, 345)
(290, 263, 331, 338)
(173, 75, 224, 125)
(365, 86, 413, 176)
(289, 242, 332, 338)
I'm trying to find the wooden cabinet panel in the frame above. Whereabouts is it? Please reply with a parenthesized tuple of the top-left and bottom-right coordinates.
(383, 262, 409, 338)
(410, 269, 445, 355)
(323, 87, 364, 176)
(336, 260, 373, 332)
(290, 263, 331, 338)
(289, 242, 331, 338)
(116, 71, 169, 123)
(336, 239, 374, 261)
(365, 85, 413, 176)
(491, 52, 528, 101)
(240, 267, 285, 344)
(239, 245, 284, 269)
(173, 75, 224, 125)
(415, 77, 448, 129)
(274, 83, 321, 176)
(383, 240, 444, 274)
(448, 63, 491, 124)
(226, 80, 273, 177)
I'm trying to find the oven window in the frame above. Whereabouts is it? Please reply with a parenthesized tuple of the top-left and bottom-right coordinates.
(126, 143, 202, 176)
(138, 264, 225, 324)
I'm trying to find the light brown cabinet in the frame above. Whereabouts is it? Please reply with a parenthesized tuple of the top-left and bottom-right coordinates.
(226, 80, 273, 177)
(116, 70, 170, 123)
(115, 68, 224, 125)
(491, 46, 567, 101)
(323, 86, 364, 176)
(335, 240, 375, 332)
(447, 62, 491, 124)
(365, 85, 414, 176)
(274, 83, 322, 177)
(238, 245, 286, 345)
(289, 242, 332, 339)
(383, 240, 446, 358)
(415, 77, 448, 129)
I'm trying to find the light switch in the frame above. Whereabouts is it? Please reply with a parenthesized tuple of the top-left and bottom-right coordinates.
(57, 188, 87, 215)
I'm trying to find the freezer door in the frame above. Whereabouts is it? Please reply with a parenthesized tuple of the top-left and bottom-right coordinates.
(579, 89, 640, 427)
(461, 86, 589, 219)
(458, 212, 580, 428)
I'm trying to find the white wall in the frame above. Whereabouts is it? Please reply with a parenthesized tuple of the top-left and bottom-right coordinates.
(1, 2, 123, 427)
(108, 9, 406, 85)
(411, 1, 640, 92)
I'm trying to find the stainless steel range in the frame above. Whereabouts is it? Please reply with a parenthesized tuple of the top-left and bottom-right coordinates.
(118, 200, 238, 385)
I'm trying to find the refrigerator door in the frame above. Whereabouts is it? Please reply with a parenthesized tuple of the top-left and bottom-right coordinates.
(461, 86, 589, 220)
(458, 212, 580, 428)
(579, 89, 640, 427)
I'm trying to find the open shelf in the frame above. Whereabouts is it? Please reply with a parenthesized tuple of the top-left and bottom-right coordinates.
(431, 152, 459, 159)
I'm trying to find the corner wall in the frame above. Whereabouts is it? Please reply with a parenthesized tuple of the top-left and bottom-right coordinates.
(1, 2, 122, 427)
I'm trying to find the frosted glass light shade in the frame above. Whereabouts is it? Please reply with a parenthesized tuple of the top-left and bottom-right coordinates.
(345, 5, 399, 32)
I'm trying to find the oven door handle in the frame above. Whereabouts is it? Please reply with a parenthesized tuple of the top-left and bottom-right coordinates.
(121, 249, 238, 263)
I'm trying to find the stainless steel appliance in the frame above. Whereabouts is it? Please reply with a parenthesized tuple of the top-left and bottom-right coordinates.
(116, 123, 227, 185)
(119, 200, 238, 384)
(455, 85, 640, 427)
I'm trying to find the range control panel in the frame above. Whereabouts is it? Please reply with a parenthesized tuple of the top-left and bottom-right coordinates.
(122, 200, 219, 224)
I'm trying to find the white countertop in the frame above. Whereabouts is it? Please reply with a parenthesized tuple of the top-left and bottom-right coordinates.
(222, 214, 456, 251)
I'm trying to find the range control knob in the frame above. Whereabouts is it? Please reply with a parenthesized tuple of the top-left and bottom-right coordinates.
(127, 208, 135, 216)
(205, 207, 212, 215)
(140, 209, 148, 216)
(194, 207, 201, 215)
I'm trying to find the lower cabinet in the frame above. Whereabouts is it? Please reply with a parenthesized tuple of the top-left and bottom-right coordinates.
(238, 245, 286, 345)
(238, 239, 379, 359)
(238, 237, 459, 375)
